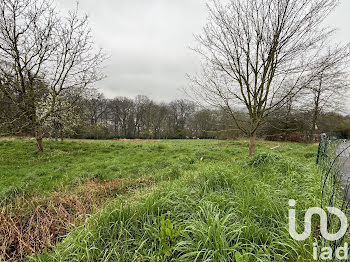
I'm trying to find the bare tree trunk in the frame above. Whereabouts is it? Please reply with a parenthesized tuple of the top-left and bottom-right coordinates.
(310, 108, 319, 143)
(249, 132, 256, 157)
(35, 126, 44, 153)
(309, 81, 322, 143)
(60, 127, 64, 142)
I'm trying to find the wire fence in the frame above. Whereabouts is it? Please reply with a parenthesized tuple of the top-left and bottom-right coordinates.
(316, 134, 350, 255)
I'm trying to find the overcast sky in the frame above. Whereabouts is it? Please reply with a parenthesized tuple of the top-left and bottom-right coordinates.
(57, 0, 350, 106)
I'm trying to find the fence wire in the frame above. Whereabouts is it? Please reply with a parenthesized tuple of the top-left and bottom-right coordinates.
(317, 134, 350, 258)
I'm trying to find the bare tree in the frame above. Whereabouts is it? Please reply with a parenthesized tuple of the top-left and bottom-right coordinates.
(0, 0, 105, 152)
(111, 97, 135, 138)
(304, 46, 350, 142)
(134, 95, 151, 137)
(169, 99, 196, 138)
(190, 109, 218, 138)
(108, 97, 121, 137)
(189, 0, 340, 155)
(86, 92, 108, 126)
(146, 102, 169, 139)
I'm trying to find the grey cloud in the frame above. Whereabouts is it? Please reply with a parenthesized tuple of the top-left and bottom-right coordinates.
(56, 0, 206, 101)
(57, 0, 350, 109)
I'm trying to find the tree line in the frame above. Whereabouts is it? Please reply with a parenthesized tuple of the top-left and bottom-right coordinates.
(2, 88, 349, 141)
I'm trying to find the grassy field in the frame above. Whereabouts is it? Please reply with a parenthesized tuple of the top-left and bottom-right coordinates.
(0, 139, 321, 261)
(0, 139, 236, 199)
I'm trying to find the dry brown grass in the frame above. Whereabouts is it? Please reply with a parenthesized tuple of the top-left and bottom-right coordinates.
(0, 137, 29, 141)
(0, 178, 153, 261)
(111, 138, 158, 143)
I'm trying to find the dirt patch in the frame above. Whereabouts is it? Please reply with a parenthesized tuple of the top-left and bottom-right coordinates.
(0, 137, 27, 141)
(0, 178, 153, 261)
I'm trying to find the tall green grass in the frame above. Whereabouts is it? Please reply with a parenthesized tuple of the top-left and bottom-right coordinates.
(0, 139, 315, 199)
(0, 139, 233, 200)
(31, 147, 320, 261)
